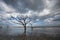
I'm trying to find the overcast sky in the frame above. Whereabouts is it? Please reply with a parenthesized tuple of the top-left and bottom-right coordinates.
(0, 0, 60, 26)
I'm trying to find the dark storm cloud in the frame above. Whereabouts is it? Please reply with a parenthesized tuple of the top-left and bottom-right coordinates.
(51, 0, 60, 14)
(40, 0, 60, 21)
(49, 0, 60, 21)
(0, 8, 3, 11)
(52, 15, 60, 21)
(0, 0, 60, 26)
(3, 0, 45, 13)
(53, 0, 60, 9)
(41, 12, 60, 21)
(1, 0, 60, 21)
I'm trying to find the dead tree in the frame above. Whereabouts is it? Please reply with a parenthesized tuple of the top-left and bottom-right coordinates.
(11, 15, 31, 32)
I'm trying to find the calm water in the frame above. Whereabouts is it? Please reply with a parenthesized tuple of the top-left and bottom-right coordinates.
(7, 27, 60, 36)
(8, 28, 32, 35)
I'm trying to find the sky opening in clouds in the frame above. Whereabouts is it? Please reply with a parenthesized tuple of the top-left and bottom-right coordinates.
(0, 0, 60, 26)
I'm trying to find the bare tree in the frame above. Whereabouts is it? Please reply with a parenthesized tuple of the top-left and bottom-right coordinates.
(11, 15, 31, 32)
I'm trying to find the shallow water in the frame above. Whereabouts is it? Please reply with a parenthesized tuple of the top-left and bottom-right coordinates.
(7, 27, 60, 36)
(7, 28, 32, 35)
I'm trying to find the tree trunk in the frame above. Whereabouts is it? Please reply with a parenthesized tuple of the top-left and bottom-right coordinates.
(24, 25, 26, 33)
(23, 26, 27, 40)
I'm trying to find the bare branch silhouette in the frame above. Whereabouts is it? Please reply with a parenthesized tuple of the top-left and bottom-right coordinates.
(10, 15, 32, 32)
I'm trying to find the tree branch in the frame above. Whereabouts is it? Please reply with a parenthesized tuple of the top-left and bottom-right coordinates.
(11, 16, 24, 25)
(26, 19, 31, 24)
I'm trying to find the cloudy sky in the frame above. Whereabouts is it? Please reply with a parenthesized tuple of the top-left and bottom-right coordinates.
(0, 0, 60, 26)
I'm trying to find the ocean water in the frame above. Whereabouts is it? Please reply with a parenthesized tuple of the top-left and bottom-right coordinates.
(7, 28, 32, 35)
(7, 27, 60, 36)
